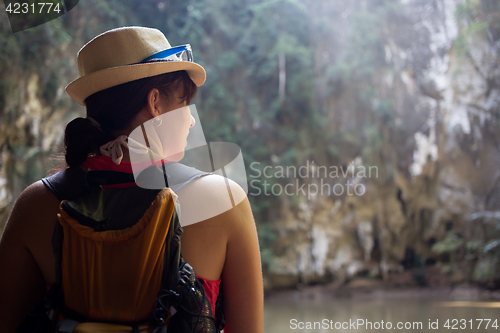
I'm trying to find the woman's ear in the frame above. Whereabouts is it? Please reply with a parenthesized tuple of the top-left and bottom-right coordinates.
(145, 88, 161, 118)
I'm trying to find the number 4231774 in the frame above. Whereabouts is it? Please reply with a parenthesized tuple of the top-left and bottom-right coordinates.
(444, 319, 498, 330)
(5, 2, 62, 14)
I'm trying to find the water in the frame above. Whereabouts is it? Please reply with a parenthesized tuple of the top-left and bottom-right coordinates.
(264, 290, 500, 332)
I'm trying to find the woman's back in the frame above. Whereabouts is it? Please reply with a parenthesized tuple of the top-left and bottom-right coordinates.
(0, 171, 263, 332)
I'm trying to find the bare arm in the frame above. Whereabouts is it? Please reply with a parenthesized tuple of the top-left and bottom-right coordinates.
(179, 175, 264, 332)
(0, 181, 59, 333)
(221, 195, 264, 333)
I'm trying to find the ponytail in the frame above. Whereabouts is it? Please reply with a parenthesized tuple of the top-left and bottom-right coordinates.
(64, 117, 112, 167)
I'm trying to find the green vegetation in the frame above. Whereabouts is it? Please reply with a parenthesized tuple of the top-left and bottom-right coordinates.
(454, 0, 500, 62)
(432, 217, 500, 286)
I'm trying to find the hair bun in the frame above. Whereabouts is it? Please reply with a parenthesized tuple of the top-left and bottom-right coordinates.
(64, 117, 111, 167)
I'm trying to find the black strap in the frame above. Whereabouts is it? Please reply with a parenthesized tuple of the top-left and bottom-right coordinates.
(214, 283, 226, 331)
(61, 201, 112, 231)
(42, 167, 90, 201)
(42, 162, 211, 196)
(161, 207, 183, 292)
(85, 170, 136, 186)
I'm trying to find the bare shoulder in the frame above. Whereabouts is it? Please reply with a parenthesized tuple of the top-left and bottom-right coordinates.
(180, 174, 247, 204)
(176, 174, 249, 226)
(3, 180, 59, 236)
(15, 180, 57, 204)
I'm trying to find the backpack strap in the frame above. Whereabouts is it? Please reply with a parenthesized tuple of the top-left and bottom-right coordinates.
(214, 283, 226, 331)
(42, 167, 90, 201)
(161, 206, 182, 292)
(85, 170, 136, 186)
(42, 161, 212, 199)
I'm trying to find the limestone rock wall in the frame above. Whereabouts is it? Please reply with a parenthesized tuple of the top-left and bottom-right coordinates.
(266, 0, 500, 289)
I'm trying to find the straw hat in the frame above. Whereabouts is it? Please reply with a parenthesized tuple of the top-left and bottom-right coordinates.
(66, 26, 206, 106)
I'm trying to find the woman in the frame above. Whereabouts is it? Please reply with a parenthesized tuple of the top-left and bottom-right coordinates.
(0, 26, 264, 333)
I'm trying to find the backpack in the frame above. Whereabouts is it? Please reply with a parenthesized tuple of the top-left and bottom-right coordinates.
(18, 162, 225, 333)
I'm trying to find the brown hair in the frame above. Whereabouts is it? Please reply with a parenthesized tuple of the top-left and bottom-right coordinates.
(64, 70, 197, 167)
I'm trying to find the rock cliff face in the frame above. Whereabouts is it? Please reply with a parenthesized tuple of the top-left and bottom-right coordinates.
(0, 13, 84, 227)
(265, 0, 500, 289)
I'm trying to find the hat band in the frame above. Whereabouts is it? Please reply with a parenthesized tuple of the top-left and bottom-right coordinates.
(140, 44, 193, 63)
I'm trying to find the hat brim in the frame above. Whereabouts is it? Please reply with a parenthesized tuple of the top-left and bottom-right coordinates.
(66, 61, 206, 106)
